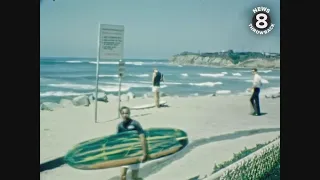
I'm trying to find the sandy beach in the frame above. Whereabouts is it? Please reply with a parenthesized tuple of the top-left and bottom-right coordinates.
(40, 95, 280, 180)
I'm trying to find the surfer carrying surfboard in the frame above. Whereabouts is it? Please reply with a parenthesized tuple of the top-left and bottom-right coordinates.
(152, 68, 164, 108)
(117, 106, 147, 180)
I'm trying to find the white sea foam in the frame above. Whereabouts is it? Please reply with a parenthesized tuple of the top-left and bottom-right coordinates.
(99, 74, 150, 78)
(232, 73, 242, 76)
(239, 70, 273, 73)
(99, 74, 119, 78)
(216, 90, 231, 94)
(129, 74, 150, 77)
(188, 82, 223, 87)
(221, 72, 228, 75)
(163, 82, 183, 85)
(260, 70, 272, 73)
(89, 61, 118, 65)
(66, 60, 83, 63)
(181, 73, 188, 77)
(88, 61, 167, 66)
(102, 82, 167, 89)
(47, 83, 132, 92)
(40, 91, 86, 97)
(199, 73, 225, 77)
(263, 76, 280, 79)
(137, 81, 182, 85)
(48, 83, 95, 90)
(99, 85, 131, 92)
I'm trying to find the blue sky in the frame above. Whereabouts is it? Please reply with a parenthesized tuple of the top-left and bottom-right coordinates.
(40, 0, 280, 59)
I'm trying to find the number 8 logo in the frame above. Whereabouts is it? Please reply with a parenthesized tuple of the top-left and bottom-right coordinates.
(255, 13, 268, 29)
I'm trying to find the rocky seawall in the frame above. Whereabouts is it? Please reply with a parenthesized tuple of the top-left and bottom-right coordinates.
(169, 51, 280, 69)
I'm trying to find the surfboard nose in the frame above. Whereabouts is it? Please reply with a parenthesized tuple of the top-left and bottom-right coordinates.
(174, 129, 189, 148)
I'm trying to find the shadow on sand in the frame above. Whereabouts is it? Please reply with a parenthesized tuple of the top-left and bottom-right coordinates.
(108, 127, 280, 180)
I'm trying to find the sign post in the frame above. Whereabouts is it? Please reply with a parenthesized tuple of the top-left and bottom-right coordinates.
(118, 60, 125, 118)
(94, 24, 124, 122)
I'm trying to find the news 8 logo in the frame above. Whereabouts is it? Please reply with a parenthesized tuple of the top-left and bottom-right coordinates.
(249, 6, 275, 35)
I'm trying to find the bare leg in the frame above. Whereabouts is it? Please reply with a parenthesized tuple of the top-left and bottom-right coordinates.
(156, 92, 160, 107)
(120, 167, 128, 180)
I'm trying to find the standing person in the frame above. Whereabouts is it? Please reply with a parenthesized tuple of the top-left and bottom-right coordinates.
(152, 68, 164, 108)
(117, 106, 147, 180)
(248, 68, 262, 116)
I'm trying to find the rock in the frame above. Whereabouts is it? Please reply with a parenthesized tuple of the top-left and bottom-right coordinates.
(72, 95, 90, 106)
(215, 90, 231, 95)
(120, 92, 135, 101)
(40, 102, 64, 111)
(207, 92, 216, 96)
(126, 92, 135, 100)
(59, 99, 73, 107)
(265, 92, 280, 99)
(106, 94, 118, 101)
(160, 92, 168, 97)
(143, 93, 149, 98)
(143, 92, 153, 98)
(120, 94, 129, 101)
(92, 92, 108, 102)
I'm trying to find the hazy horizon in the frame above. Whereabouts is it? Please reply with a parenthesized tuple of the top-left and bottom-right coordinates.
(40, 0, 280, 59)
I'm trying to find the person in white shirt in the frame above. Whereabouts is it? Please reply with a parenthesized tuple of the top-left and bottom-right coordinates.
(249, 68, 262, 116)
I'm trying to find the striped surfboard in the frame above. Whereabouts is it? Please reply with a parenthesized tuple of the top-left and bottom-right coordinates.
(64, 128, 188, 170)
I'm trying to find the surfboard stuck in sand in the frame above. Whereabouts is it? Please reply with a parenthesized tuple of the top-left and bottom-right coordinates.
(64, 128, 188, 170)
(130, 101, 167, 110)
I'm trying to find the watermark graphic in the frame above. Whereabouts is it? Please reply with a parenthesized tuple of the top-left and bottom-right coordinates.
(249, 6, 275, 35)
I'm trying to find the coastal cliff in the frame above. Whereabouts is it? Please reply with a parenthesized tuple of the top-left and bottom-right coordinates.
(169, 50, 280, 68)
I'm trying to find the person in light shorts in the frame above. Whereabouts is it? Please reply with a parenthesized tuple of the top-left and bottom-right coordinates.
(122, 163, 140, 171)
(152, 69, 164, 108)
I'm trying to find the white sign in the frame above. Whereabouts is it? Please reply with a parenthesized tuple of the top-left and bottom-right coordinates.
(99, 24, 124, 60)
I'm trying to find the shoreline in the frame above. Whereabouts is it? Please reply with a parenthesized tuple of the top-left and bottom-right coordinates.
(40, 88, 280, 106)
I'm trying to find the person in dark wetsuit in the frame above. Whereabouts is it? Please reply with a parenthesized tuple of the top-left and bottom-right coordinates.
(117, 106, 147, 180)
(152, 68, 164, 108)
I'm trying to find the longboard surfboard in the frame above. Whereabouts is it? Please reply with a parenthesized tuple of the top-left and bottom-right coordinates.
(64, 128, 188, 170)
(130, 101, 167, 110)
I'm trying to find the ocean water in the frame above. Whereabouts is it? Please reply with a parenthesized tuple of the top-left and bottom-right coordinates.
(40, 57, 280, 103)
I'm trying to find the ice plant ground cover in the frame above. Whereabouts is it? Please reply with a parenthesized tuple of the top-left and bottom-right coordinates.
(209, 136, 280, 180)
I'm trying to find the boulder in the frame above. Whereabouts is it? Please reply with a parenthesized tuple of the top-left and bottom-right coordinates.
(265, 92, 280, 99)
(126, 92, 135, 100)
(59, 99, 73, 107)
(92, 92, 108, 102)
(106, 94, 118, 101)
(72, 95, 90, 106)
(207, 92, 216, 97)
(40, 102, 64, 111)
(119, 92, 136, 101)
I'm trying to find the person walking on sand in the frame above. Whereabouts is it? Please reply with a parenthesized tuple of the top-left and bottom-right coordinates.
(248, 68, 262, 116)
(152, 68, 164, 108)
(117, 106, 147, 180)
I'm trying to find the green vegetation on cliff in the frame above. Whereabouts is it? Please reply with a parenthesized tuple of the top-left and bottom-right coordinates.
(174, 50, 280, 64)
